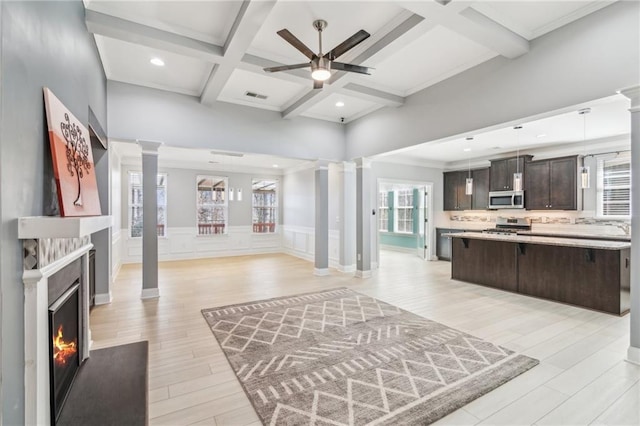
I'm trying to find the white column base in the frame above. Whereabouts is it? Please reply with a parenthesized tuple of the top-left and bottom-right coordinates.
(313, 268, 330, 276)
(338, 264, 356, 273)
(141, 288, 160, 299)
(355, 270, 372, 278)
(94, 291, 112, 305)
(626, 346, 640, 365)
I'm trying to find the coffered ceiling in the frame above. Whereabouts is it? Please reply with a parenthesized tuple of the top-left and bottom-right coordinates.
(85, 0, 617, 124)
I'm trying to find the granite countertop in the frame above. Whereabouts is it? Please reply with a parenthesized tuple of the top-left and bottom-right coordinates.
(517, 230, 631, 242)
(445, 231, 631, 250)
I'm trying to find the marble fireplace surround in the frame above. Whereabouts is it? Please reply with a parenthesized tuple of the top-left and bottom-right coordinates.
(19, 215, 111, 425)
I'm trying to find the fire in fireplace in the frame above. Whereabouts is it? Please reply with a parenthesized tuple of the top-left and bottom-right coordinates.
(49, 281, 81, 423)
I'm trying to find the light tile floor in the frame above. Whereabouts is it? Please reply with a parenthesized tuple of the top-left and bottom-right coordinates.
(90, 252, 640, 425)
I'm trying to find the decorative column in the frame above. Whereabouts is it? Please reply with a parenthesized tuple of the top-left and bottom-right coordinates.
(138, 140, 162, 299)
(338, 161, 356, 273)
(314, 160, 330, 276)
(355, 158, 372, 278)
(620, 85, 640, 365)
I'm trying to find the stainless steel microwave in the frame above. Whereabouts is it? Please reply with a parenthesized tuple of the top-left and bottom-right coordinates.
(489, 190, 525, 209)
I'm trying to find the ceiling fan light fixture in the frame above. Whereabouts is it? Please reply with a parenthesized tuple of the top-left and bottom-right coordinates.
(311, 57, 331, 81)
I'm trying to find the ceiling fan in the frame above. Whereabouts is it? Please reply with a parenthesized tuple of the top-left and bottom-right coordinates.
(263, 20, 371, 89)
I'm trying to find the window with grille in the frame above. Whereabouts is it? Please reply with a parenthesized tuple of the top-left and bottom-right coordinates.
(128, 172, 167, 238)
(395, 189, 414, 233)
(196, 176, 228, 235)
(597, 152, 631, 217)
(379, 191, 389, 232)
(252, 179, 277, 233)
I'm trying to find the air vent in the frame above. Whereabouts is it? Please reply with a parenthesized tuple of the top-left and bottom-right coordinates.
(245, 91, 268, 100)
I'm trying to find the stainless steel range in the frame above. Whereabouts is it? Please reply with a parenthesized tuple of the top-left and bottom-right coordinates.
(483, 217, 531, 235)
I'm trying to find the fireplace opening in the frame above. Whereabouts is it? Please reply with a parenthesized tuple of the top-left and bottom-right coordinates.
(49, 281, 81, 424)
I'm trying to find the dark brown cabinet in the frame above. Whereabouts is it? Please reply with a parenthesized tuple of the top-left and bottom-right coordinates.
(451, 238, 518, 292)
(443, 171, 471, 211)
(450, 235, 630, 315)
(444, 168, 489, 211)
(472, 168, 490, 210)
(518, 243, 630, 315)
(525, 156, 577, 210)
(489, 156, 531, 191)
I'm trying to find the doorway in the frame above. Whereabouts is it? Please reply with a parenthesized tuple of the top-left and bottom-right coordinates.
(376, 180, 434, 264)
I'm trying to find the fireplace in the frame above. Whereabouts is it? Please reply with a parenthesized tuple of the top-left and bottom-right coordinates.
(49, 280, 81, 423)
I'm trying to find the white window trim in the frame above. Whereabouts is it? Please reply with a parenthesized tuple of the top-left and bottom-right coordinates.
(196, 175, 229, 236)
(596, 152, 631, 219)
(394, 189, 413, 234)
(128, 171, 167, 239)
(252, 178, 279, 234)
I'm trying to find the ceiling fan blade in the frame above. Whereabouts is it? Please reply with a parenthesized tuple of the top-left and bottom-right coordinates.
(324, 30, 370, 60)
(277, 29, 317, 60)
(263, 63, 310, 73)
(313, 80, 324, 90)
(331, 62, 371, 75)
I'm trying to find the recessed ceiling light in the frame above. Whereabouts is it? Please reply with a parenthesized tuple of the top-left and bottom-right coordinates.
(463, 148, 471, 152)
(150, 57, 165, 67)
(272, 164, 279, 168)
(537, 133, 547, 138)
(335, 101, 345, 107)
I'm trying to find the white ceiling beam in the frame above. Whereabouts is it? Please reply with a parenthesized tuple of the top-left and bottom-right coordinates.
(400, 0, 529, 59)
(85, 10, 224, 62)
(341, 83, 405, 108)
(283, 12, 431, 119)
(200, 0, 277, 105)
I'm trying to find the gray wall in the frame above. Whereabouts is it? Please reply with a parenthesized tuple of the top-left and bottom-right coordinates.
(120, 164, 282, 230)
(108, 81, 347, 162)
(328, 165, 341, 231)
(282, 167, 316, 228)
(0, 1, 107, 423)
(345, 1, 640, 159)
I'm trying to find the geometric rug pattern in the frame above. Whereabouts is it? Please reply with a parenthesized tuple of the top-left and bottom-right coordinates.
(202, 288, 539, 425)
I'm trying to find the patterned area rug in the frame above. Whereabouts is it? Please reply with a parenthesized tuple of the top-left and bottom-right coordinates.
(202, 288, 538, 425)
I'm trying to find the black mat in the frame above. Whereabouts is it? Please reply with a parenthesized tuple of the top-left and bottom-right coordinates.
(57, 341, 148, 426)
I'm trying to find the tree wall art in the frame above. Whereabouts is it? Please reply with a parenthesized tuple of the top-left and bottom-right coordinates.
(44, 87, 101, 216)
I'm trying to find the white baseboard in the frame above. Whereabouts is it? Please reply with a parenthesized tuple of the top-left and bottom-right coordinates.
(141, 288, 160, 299)
(314, 268, 330, 276)
(283, 248, 314, 263)
(355, 270, 372, 278)
(111, 261, 122, 280)
(626, 346, 640, 365)
(380, 244, 415, 254)
(94, 292, 112, 305)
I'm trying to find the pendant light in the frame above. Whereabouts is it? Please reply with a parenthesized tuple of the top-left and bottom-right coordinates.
(465, 137, 473, 195)
(513, 126, 523, 191)
(579, 108, 591, 189)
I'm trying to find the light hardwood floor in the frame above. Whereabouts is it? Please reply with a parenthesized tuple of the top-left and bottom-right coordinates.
(90, 252, 640, 425)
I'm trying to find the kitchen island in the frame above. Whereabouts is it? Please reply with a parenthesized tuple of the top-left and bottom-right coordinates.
(447, 232, 631, 315)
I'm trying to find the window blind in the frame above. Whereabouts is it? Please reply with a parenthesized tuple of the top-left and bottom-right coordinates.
(597, 152, 631, 217)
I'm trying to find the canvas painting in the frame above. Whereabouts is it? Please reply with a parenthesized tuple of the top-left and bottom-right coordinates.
(43, 87, 101, 217)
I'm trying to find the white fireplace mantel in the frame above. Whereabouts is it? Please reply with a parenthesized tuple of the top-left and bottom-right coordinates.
(19, 215, 112, 239)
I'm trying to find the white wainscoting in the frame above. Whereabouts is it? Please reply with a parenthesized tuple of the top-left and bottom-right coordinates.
(282, 225, 315, 262)
(121, 226, 282, 264)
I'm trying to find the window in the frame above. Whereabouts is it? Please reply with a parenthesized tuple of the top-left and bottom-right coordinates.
(597, 152, 631, 217)
(252, 179, 277, 233)
(128, 172, 167, 238)
(379, 191, 389, 232)
(196, 176, 228, 235)
(395, 189, 413, 233)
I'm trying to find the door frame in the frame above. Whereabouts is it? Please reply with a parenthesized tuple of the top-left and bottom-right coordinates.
(375, 178, 434, 264)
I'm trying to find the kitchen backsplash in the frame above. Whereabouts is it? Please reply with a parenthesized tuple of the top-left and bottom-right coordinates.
(448, 211, 631, 235)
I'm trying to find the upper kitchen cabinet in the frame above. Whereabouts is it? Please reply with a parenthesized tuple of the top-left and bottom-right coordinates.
(471, 168, 490, 210)
(444, 168, 489, 211)
(525, 156, 578, 210)
(489, 156, 532, 191)
(443, 170, 471, 211)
